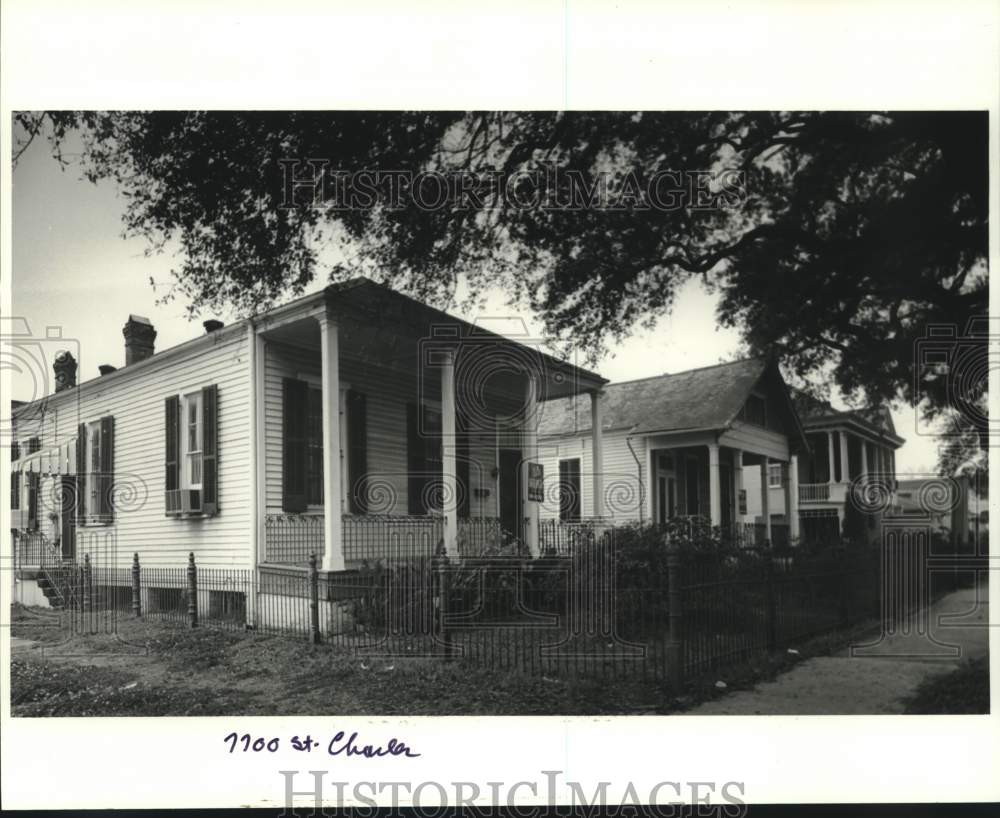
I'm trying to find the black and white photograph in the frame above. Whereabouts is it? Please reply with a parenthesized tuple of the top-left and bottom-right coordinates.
(1, 1, 997, 814)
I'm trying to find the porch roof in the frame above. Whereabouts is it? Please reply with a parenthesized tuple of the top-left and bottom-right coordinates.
(259, 278, 608, 399)
(538, 357, 806, 443)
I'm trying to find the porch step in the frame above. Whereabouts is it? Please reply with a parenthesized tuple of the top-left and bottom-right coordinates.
(36, 567, 75, 609)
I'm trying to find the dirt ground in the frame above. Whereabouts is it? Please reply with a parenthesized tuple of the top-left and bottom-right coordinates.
(9, 580, 989, 716)
(686, 580, 990, 715)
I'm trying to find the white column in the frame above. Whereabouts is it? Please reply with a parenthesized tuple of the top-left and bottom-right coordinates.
(441, 349, 459, 559)
(788, 454, 800, 542)
(760, 457, 772, 541)
(708, 443, 722, 527)
(860, 438, 869, 480)
(319, 314, 345, 572)
(839, 432, 849, 482)
(826, 431, 835, 484)
(590, 390, 605, 520)
(733, 449, 744, 522)
(644, 438, 654, 523)
(521, 374, 539, 556)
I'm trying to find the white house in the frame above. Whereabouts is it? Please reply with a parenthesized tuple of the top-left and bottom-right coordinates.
(535, 357, 810, 547)
(10, 279, 607, 616)
(743, 391, 905, 542)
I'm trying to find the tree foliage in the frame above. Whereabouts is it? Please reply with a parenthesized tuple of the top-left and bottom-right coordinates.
(14, 110, 988, 423)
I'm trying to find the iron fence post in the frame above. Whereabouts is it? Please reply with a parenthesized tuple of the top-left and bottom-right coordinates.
(82, 552, 92, 613)
(666, 544, 684, 692)
(309, 553, 321, 644)
(131, 552, 142, 618)
(187, 552, 198, 628)
(434, 550, 453, 660)
(764, 548, 778, 651)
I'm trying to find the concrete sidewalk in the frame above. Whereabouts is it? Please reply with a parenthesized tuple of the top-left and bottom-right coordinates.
(686, 581, 990, 715)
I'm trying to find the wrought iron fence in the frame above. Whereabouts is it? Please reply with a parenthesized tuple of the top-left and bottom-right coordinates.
(17, 526, 964, 692)
(538, 517, 604, 555)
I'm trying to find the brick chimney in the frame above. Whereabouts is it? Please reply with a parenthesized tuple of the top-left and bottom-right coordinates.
(99, 364, 118, 376)
(53, 350, 77, 392)
(123, 315, 156, 366)
(203, 319, 224, 334)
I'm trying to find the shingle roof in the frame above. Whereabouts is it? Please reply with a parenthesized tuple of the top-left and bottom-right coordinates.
(537, 357, 769, 437)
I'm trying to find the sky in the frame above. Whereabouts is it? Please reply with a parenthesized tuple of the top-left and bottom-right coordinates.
(10, 130, 941, 475)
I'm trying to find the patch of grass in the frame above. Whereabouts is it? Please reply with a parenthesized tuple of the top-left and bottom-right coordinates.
(903, 657, 989, 715)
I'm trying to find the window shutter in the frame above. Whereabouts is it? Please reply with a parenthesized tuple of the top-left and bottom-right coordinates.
(282, 378, 308, 512)
(28, 436, 41, 454)
(164, 396, 180, 514)
(76, 423, 87, 522)
(346, 390, 368, 514)
(201, 384, 219, 515)
(10, 441, 20, 511)
(406, 402, 424, 514)
(99, 415, 115, 520)
(27, 473, 39, 531)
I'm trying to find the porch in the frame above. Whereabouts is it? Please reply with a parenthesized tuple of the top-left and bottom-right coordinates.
(645, 436, 801, 544)
(252, 283, 607, 570)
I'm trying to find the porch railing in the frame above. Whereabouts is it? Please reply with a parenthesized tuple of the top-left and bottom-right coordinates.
(538, 517, 606, 556)
(799, 483, 831, 502)
(264, 513, 513, 565)
(14, 530, 59, 570)
(343, 514, 442, 562)
(263, 514, 323, 565)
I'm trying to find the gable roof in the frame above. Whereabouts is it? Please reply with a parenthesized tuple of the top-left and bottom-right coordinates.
(791, 389, 905, 447)
(538, 357, 804, 443)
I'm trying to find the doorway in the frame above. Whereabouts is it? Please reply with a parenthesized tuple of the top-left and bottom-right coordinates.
(498, 449, 523, 540)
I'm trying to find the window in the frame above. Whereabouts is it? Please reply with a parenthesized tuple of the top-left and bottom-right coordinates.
(88, 420, 103, 516)
(282, 378, 366, 514)
(165, 387, 218, 516)
(768, 463, 783, 488)
(558, 458, 581, 522)
(77, 416, 115, 523)
(181, 391, 203, 490)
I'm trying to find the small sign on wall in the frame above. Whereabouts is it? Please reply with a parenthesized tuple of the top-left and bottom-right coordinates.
(738, 489, 747, 516)
(527, 462, 544, 502)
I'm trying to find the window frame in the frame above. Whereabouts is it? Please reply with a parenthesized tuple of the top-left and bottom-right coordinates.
(768, 462, 783, 488)
(180, 390, 204, 491)
(86, 419, 103, 519)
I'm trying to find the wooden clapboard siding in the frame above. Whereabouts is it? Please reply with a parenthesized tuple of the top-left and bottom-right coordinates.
(536, 429, 644, 522)
(10, 326, 253, 568)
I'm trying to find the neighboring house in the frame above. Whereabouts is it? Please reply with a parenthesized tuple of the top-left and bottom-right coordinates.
(743, 390, 906, 543)
(891, 475, 986, 547)
(10, 279, 606, 615)
(536, 358, 810, 546)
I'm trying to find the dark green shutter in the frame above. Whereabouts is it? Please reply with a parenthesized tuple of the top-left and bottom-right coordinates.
(164, 396, 180, 514)
(99, 415, 114, 519)
(347, 390, 367, 514)
(282, 378, 308, 512)
(201, 385, 219, 515)
(76, 423, 87, 522)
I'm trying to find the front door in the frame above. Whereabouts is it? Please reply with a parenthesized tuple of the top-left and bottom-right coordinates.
(60, 475, 77, 561)
(498, 449, 523, 540)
